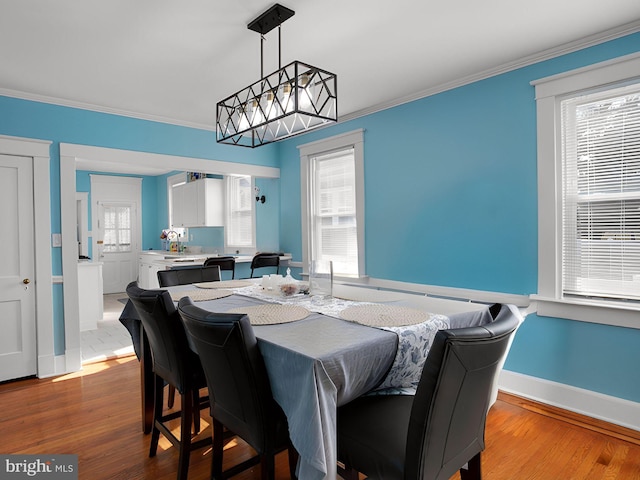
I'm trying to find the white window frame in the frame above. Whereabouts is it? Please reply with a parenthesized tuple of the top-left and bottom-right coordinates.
(167, 172, 186, 228)
(299, 129, 365, 278)
(224, 174, 256, 253)
(532, 52, 640, 330)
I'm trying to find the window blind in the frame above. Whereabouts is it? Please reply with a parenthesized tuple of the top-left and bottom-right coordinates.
(310, 148, 358, 276)
(561, 83, 640, 301)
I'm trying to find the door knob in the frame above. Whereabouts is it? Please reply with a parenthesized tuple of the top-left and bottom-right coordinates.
(23, 278, 30, 284)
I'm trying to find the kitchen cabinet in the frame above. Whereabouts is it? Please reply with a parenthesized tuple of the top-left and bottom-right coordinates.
(78, 261, 104, 331)
(138, 255, 162, 289)
(172, 178, 224, 227)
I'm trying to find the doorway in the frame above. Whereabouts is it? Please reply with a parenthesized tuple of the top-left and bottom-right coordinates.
(90, 175, 142, 294)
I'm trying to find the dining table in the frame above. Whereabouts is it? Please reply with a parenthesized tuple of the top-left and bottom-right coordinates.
(119, 279, 496, 480)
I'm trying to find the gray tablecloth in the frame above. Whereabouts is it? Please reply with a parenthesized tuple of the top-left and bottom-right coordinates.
(191, 293, 399, 480)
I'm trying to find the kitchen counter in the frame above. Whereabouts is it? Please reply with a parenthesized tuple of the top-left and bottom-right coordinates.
(139, 251, 291, 267)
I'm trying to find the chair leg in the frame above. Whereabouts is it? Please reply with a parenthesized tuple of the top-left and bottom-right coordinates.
(338, 465, 359, 480)
(149, 374, 164, 457)
(260, 454, 276, 480)
(177, 390, 194, 480)
(192, 388, 201, 434)
(287, 444, 298, 480)
(211, 419, 225, 480)
(168, 385, 176, 409)
(460, 452, 482, 480)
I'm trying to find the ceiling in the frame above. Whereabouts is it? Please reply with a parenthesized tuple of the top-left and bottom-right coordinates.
(2, 1, 640, 172)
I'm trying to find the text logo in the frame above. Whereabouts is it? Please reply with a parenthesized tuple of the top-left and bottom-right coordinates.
(0, 455, 77, 479)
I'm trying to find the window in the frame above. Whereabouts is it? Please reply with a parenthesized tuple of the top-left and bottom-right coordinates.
(102, 204, 132, 253)
(225, 175, 255, 250)
(533, 52, 640, 328)
(562, 86, 640, 301)
(300, 130, 365, 277)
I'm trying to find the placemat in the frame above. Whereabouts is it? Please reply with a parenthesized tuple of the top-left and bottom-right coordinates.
(170, 289, 234, 302)
(194, 280, 253, 289)
(227, 304, 310, 325)
(340, 304, 433, 327)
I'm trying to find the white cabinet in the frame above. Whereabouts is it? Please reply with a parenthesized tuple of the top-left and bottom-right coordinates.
(78, 262, 104, 332)
(138, 255, 162, 289)
(172, 178, 224, 227)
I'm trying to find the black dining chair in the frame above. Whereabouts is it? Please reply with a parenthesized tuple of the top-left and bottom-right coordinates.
(336, 305, 521, 480)
(250, 253, 280, 278)
(157, 265, 221, 287)
(126, 282, 211, 480)
(203, 256, 236, 280)
(178, 297, 298, 480)
(156, 264, 220, 409)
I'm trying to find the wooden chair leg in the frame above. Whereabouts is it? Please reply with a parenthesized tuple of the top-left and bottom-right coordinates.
(177, 390, 194, 480)
(211, 419, 225, 480)
(149, 374, 163, 457)
(287, 444, 298, 479)
(260, 454, 275, 480)
(167, 385, 176, 408)
(460, 452, 482, 480)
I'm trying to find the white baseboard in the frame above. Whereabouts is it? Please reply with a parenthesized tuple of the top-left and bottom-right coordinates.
(499, 370, 640, 432)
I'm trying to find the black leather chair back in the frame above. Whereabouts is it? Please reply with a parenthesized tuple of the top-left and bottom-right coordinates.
(406, 309, 519, 479)
(203, 256, 236, 279)
(250, 253, 280, 277)
(337, 305, 520, 480)
(157, 265, 220, 287)
(125, 282, 202, 393)
(178, 297, 289, 454)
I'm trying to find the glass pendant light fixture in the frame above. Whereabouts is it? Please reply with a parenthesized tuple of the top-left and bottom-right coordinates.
(216, 4, 338, 148)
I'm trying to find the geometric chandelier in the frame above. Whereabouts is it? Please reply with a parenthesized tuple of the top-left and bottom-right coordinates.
(216, 4, 338, 148)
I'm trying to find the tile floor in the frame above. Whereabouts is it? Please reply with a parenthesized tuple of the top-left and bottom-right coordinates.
(80, 293, 135, 364)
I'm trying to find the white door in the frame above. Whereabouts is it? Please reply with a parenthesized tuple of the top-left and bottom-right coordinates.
(91, 175, 142, 294)
(96, 201, 139, 293)
(0, 154, 36, 382)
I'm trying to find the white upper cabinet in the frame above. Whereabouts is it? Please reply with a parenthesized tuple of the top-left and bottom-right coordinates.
(172, 178, 224, 227)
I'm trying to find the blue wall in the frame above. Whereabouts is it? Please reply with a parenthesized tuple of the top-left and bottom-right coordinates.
(0, 97, 280, 354)
(275, 32, 640, 403)
(1, 31, 639, 403)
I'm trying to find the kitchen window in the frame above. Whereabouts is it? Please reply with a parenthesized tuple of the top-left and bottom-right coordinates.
(299, 130, 365, 277)
(225, 174, 255, 250)
(532, 52, 640, 329)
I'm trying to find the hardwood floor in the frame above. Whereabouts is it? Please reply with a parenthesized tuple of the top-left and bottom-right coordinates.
(1, 356, 639, 479)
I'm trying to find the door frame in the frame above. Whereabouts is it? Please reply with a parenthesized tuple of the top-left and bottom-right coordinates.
(0, 135, 54, 378)
(90, 175, 142, 293)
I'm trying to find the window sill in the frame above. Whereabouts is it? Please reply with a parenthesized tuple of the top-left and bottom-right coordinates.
(531, 295, 640, 330)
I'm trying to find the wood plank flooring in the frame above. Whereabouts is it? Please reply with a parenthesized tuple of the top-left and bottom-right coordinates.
(1, 355, 639, 479)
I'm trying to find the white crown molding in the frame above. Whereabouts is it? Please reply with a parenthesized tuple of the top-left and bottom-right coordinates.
(339, 20, 640, 124)
(0, 21, 638, 132)
(0, 87, 216, 132)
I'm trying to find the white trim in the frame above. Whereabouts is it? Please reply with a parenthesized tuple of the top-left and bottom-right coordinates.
(533, 52, 640, 329)
(0, 135, 54, 378)
(0, 87, 217, 132)
(60, 153, 82, 374)
(531, 51, 640, 97)
(530, 296, 640, 330)
(499, 370, 640, 432)
(76, 192, 89, 257)
(60, 143, 278, 375)
(337, 276, 530, 308)
(340, 22, 640, 123)
(60, 143, 280, 179)
(299, 130, 365, 276)
(2, 22, 639, 131)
